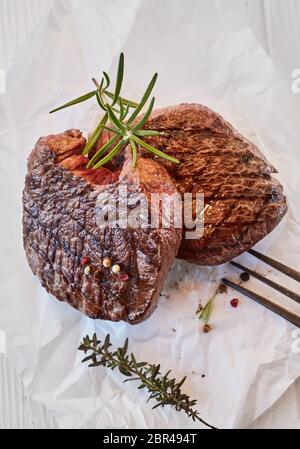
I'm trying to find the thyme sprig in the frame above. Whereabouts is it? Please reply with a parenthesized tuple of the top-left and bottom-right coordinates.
(78, 333, 216, 429)
(49, 54, 180, 168)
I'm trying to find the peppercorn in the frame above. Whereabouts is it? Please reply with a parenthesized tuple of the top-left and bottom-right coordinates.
(240, 272, 250, 282)
(230, 298, 239, 308)
(218, 283, 227, 294)
(84, 265, 91, 275)
(112, 264, 121, 274)
(119, 273, 129, 281)
(103, 257, 112, 268)
(203, 324, 212, 333)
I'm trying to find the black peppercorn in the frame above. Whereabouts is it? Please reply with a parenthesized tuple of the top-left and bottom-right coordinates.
(240, 271, 250, 282)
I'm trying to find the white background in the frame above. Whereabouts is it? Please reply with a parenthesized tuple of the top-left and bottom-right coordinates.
(0, 0, 300, 428)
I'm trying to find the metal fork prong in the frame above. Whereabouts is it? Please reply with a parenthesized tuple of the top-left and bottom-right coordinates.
(222, 278, 300, 328)
(230, 261, 300, 304)
(248, 249, 300, 283)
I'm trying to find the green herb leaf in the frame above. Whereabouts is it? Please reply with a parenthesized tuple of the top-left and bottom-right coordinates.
(127, 73, 158, 124)
(134, 130, 160, 137)
(81, 354, 94, 363)
(95, 79, 107, 111)
(175, 376, 187, 390)
(93, 138, 126, 169)
(119, 97, 125, 120)
(129, 138, 137, 168)
(105, 90, 138, 108)
(106, 104, 126, 132)
(199, 299, 214, 323)
(123, 338, 129, 356)
(198, 286, 220, 324)
(132, 135, 180, 165)
(103, 71, 110, 90)
(119, 366, 132, 377)
(112, 53, 124, 106)
(131, 97, 155, 131)
(82, 113, 108, 156)
(104, 334, 111, 351)
(86, 134, 119, 168)
(119, 97, 131, 121)
(99, 125, 122, 135)
(49, 90, 96, 113)
(122, 103, 130, 120)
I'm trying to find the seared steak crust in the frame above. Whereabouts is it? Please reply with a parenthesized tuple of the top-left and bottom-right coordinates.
(23, 130, 181, 323)
(143, 104, 287, 265)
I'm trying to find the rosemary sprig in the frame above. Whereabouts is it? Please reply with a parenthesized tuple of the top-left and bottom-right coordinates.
(86, 64, 179, 168)
(78, 334, 216, 429)
(49, 54, 180, 168)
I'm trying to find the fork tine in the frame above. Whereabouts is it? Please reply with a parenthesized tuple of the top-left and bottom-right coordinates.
(230, 261, 300, 304)
(248, 249, 300, 283)
(221, 278, 300, 328)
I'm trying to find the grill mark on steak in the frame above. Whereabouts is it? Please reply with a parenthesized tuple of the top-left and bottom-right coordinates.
(139, 103, 287, 265)
(127, 230, 138, 315)
(23, 130, 181, 323)
(25, 197, 111, 259)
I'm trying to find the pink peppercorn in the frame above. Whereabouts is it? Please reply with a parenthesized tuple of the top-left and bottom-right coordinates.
(230, 298, 239, 308)
(81, 257, 89, 265)
(119, 273, 129, 281)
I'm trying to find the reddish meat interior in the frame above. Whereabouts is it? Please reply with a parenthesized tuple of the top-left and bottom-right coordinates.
(59, 154, 122, 186)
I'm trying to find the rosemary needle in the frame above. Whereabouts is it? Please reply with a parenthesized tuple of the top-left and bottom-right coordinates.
(86, 134, 119, 168)
(49, 90, 96, 114)
(82, 113, 108, 156)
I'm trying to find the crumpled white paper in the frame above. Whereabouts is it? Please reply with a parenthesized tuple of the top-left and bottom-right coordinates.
(0, 0, 299, 429)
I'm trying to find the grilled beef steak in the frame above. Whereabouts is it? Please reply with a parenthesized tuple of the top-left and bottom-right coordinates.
(23, 130, 181, 323)
(23, 103, 287, 322)
(142, 104, 287, 265)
